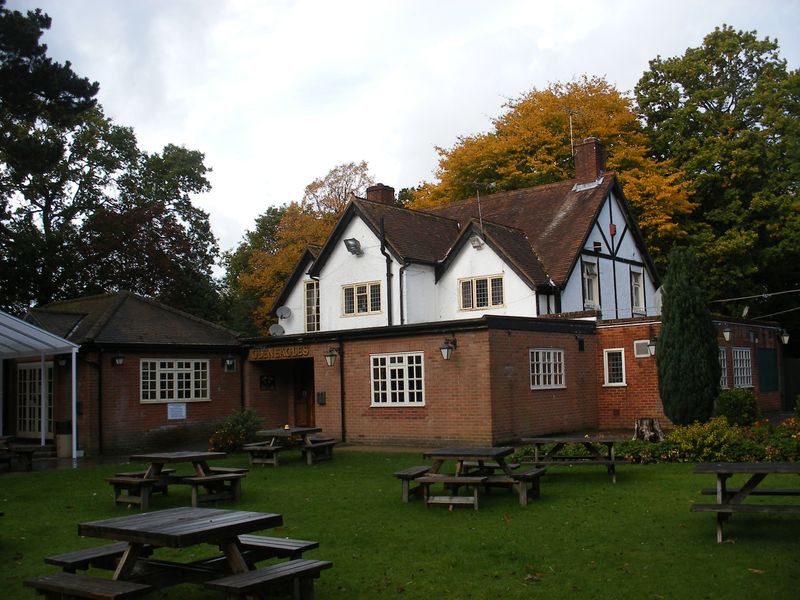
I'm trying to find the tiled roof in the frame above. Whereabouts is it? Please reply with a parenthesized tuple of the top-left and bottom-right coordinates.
(27, 291, 242, 347)
(354, 199, 460, 264)
(430, 174, 615, 286)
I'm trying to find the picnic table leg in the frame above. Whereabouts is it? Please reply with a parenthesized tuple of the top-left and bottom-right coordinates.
(112, 543, 146, 580)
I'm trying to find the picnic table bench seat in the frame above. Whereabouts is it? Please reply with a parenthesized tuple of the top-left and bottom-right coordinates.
(480, 467, 547, 505)
(45, 542, 153, 573)
(207, 466, 249, 475)
(393, 466, 431, 502)
(701, 487, 800, 497)
(460, 461, 520, 474)
(105, 476, 160, 510)
(204, 558, 332, 600)
(243, 442, 293, 467)
(416, 474, 487, 510)
(179, 473, 244, 506)
(301, 440, 337, 465)
(115, 468, 175, 495)
(24, 572, 153, 600)
(238, 534, 319, 560)
(691, 503, 800, 514)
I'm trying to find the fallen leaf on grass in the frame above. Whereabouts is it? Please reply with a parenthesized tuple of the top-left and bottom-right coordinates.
(747, 568, 765, 575)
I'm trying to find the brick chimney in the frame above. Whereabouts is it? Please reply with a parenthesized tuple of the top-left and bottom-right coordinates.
(366, 183, 395, 205)
(574, 137, 605, 183)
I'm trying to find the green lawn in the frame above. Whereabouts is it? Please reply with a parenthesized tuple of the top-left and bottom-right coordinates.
(1, 451, 798, 599)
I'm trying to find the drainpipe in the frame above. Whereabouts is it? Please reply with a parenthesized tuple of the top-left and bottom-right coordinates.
(380, 217, 393, 326)
(98, 349, 104, 454)
(337, 341, 346, 443)
(399, 262, 409, 325)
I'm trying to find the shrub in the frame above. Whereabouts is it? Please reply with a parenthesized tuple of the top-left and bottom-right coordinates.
(717, 388, 760, 426)
(666, 416, 740, 461)
(208, 409, 262, 451)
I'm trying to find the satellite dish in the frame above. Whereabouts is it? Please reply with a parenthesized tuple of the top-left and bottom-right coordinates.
(276, 306, 292, 320)
(268, 324, 285, 336)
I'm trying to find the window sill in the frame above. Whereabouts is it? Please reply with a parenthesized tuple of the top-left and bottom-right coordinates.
(602, 383, 627, 388)
(140, 399, 211, 404)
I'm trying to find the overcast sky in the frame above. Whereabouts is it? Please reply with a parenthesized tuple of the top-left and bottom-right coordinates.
(9, 0, 800, 256)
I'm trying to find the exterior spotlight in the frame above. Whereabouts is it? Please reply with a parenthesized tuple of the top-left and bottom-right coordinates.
(647, 338, 657, 356)
(343, 238, 363, 256)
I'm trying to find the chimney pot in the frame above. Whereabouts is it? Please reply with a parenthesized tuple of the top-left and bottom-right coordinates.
(574, 137, 605, 183)
(366, 183, 395, 205)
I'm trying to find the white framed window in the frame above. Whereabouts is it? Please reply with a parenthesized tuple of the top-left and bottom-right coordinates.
(603, 348, 626, 386)
(141, 359, 210, 403)
(343, 281, 381, 316)
(719, 347, 729, 389)
(583, 261, 600, 309)
(732, 347, 752, 388)
(530, 348, 565, 389)
(16, 362, 53, 437)
(631, 271, 644, 314)
(371, 352, 425, 405)
(459, 275, 504, 310)
(304, 280, 320, 332)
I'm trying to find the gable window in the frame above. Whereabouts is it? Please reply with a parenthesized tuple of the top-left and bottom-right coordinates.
(583, 261, 600, 309)
(732, 347, 752, 388)
(304, 280, 320, 332)
(371, 352, 425, 405)
(141, 359, 209, 403)
(603, 348, 626, 386)
(631, 271, 644, 314)
(530, 348, 565, 389)
(342, 282, 381, 316)
(459, 275, 504, 310)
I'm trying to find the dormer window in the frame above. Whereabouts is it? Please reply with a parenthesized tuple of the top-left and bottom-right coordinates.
(459, 275, 504, 310)
(583, 261, 599, 309)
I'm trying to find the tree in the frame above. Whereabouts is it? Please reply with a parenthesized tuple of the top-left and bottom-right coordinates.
(656, 247, 721, 425)
(636, 25, 800, 328)
(408, 76, 694, 268)
(0, 3, 222, 319)
(220, 205, 286, 334)
(302, 160, 373, 215)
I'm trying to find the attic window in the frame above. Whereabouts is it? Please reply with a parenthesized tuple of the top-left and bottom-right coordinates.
(459, 275, 504, 310)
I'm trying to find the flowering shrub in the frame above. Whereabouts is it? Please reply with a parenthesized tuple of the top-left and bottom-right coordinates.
(208, 409, 262, 451)
(617, 416, 800, 463)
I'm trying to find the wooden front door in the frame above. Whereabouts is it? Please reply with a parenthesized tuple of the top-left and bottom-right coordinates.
(292, 359, 315, 426)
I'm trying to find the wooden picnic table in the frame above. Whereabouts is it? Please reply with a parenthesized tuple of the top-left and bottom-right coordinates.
(691, 462, 800, 542)
(417, 447, 545, 508)
(520, 435, 626, 482)
(113, 451, 243, 508)
(27, 507, 332, 599)
(79, 507, 283, 581)
(246, 426, 336, 467)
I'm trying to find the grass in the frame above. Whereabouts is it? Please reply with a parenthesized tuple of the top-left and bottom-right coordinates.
(1, 450, 799, 599)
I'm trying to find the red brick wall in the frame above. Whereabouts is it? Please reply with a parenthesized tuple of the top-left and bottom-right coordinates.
(489, 329, 598, 440)
(596, 321, 664, 430)
(78, 351, 243, 456)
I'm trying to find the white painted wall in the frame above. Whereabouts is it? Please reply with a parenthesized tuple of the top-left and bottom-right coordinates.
(275, 257, 314, 336)
(403, 263, 437, 324)
(436, 240, 537, 321)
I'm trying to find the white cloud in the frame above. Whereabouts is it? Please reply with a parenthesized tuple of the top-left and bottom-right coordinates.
(8, 0, 800, 256)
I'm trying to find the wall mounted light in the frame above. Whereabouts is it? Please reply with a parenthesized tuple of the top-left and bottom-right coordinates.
(647, 337, 657, 356)
(324, 347, 339, 367)
(781, 330, 790, 345)
(440, 338, 457, 360)
(57, 356, 68, 367)
(343, 238, 363, 256)
(722, 326, 732, 342)
(112, 353, 124, 366)
(223, 356, 236, 370)
(575, 335, 585, 352)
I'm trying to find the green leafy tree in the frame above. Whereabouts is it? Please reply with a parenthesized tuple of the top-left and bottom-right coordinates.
(636, 25, 800, 327)
(657, 247, 721, 425)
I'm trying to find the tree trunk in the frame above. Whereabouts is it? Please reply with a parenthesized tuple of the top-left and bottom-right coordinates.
(632, 418, 665, 442)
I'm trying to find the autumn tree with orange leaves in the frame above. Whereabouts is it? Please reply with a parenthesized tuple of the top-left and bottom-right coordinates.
(409, 76, 694, 269)
(224, 162, 374, 334)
